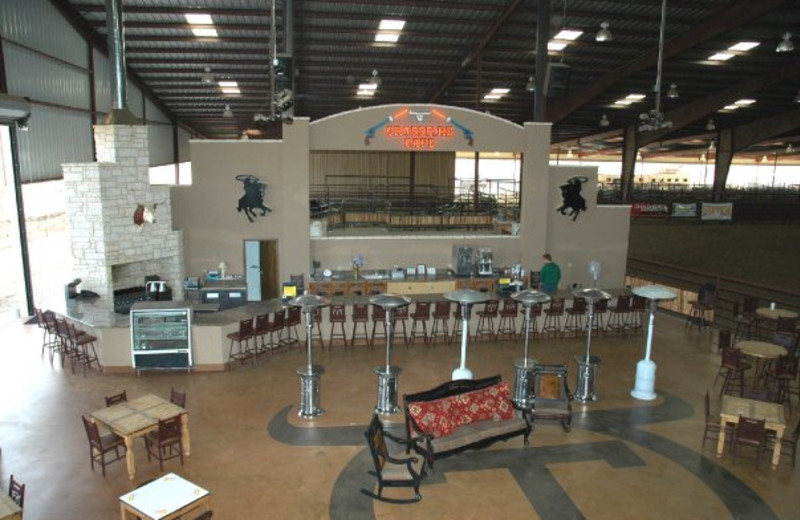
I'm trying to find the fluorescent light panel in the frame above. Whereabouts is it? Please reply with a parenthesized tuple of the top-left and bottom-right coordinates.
(612, 93, 646, 107)
(358, 83, 377, 90)
(554, 29, 583, 41)
(218, 81, 238, 88)
(185, 14, 213, 25)
(376, 19, 405, 43)
(375, 33, 400, 42)
(357, 90, 375, 97)
(192, 28, 218, 37)
(708, 52, 734, 61)
(728, 41, 759, 51)
(379, 19, 405, 31)
(548, 41, 568, 51)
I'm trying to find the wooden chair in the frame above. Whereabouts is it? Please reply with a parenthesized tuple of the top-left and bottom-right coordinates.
(768, 418, 799, 467)
(350, 303, 370, 347)
(733, 298, 759, 341)
(714, 347, 751, 396)
(429, 300, 451, 344)
(361, 414, 426, 504)
(409, 301, 432, 346)
(732, 415, 767, 468)
(717, 329, 732, 353)
(563, 297, 587, 338)
(252, 312, 271, 356)
(35, 308, 59, 359)
(67, 322, 101, 375)
(449, 303, 464, 345)
(591, 298, 608, 333)
(81, 415, 126, 477)
(145, 415, 184, 472)
(8, 474, 25, 511)
(530, 364, 572, 432)
(170, 387, 187, 408)
(628, 294, 647, 335)
(702, 390, 733, 450)
(370, 305, 387, 348)
(284, 306, 302, 349)
(310, 308, 325, 350)
(266, 309, 287, 353)
(519, 303, 543, 340)
(105, 390, 127, 407)
(393, 305, 409, 346)
(496, 298, 519, 340)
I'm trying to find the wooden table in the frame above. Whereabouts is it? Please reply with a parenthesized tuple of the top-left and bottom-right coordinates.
(755, 307, 798, 321)
(736, 340, 787, 386)
(119, 472, 209, 520)
(716, 395, 786, 469)
(91, 394, 190, 480)
(0, 494, 22, 520)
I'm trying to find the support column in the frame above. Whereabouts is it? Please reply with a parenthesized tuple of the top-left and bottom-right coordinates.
(533, 0, 550, 122)
(620, 125, 638, 203)
(712, 128, 734, 202)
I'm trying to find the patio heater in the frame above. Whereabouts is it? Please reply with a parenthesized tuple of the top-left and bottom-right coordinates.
(445, 289, 490, 380)
(289, 293, 330, 418)
(369, 293, 411, 414)
(630, 285, 677, 400)
(572, 287, 612, 403)
(510, 289, 551, 408)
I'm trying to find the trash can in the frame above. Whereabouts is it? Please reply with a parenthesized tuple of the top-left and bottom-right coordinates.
(574, 355, 601, 403)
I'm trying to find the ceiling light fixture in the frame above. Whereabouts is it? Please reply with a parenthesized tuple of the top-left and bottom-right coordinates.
(639, 0, 672, 133)
(200, 67, 214, 84)
(786, 143, 794, 153)
(566, 149, 574, 159)
(368, 69, 382, 87)
(596, 21, 612, 42)
(599, 114, 610, 127)
(708, 140, 715, 151)
(776, 32, 794, 53)
(699, 152, 706, 162)
(705, 118, 716, 131)
(526, 76, 535, 92)
(667, 83, 679, 99)
(222, 105, 233, 118)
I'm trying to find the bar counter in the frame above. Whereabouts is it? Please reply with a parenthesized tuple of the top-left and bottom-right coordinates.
(57, 287, 627, 373)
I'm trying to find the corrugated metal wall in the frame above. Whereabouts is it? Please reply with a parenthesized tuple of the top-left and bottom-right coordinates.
(0, 0, 190, 182)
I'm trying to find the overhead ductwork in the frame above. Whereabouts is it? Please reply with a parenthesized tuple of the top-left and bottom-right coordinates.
(103, 0, 139, 125)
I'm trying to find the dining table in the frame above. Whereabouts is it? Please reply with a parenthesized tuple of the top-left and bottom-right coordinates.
(91, 394, 190, 480)
(755, 307, 798, 321)
(716, 395, 786, 469)
(0, 494, 22, 520)
(119, 472, 209, 520)
(735, 340, 788, 386)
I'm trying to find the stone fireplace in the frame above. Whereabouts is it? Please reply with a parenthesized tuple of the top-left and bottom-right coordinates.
(62, 124, 184, 311)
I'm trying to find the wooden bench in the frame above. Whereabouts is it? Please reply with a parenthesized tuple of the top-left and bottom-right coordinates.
(403, 375, 530, 469)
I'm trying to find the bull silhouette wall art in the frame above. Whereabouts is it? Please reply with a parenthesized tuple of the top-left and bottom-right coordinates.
(556, 176, 588, 221)
(235, 174, 272, 222)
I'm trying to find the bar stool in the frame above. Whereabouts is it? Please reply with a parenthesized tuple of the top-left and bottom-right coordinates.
(519, 303, 542, 340)
(328, 304, 349, 350)
(55, 317, 81, 371)
(370, 304, 387, 348)
(541, 298, 566, 339)
(35, 308, 59, 358)
(67, 322, 101, 375)
(474, 299, 499, 342)
(267, 308, 287, 353)
(606, 295, 631, 335)
(449, 303, 464, 345)
(590, 298, 608, 335)
(563, 297, 587, 338)
(351, 303, 370, 347)
(430, 300, 451, 344)
(393, 305, 409, 346)
(496, 298, 519, 340)
(284, 306, 302, 350)
(227, 317, 255, 367)
(409, 301, 432, 346)
(42, 310, 63, 362)
(628, 295, 647, 335)
(252, 313, 271, 356)
(715, 347, 751, 396)
(686, 284, 716, 331)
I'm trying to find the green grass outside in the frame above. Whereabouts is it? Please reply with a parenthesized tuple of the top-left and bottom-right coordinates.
(627, 220, 800, 293)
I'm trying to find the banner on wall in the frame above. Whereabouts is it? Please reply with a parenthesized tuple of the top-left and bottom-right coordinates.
(631, 202, 669, 218)
(672, 202, 697, 218)
(700, 202, 733, 221)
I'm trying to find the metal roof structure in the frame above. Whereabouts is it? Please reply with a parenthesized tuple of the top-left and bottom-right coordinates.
(54, 0, 800, 163)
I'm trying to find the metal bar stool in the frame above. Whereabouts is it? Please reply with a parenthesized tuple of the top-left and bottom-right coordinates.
(563, 297, 587, 338)
(68, 322, 101, 375)
(541, 298, 566, 340)
(496, 298, 519, 340)
(227, 317, 256, 367)
(474, 299, 499, 342)
(606, 295, 631, 335)
(328, 304, 349, 350)
(430, 300, 452, 344)
(370, 304, 387, 348)
(409, 301, 432, 346)
(351, 303, 370, 347)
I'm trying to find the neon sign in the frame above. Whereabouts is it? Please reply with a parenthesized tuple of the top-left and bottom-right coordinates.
(363, 107, 474, 147)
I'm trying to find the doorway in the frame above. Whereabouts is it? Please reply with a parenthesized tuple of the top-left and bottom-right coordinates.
(245, 239, 278, 301)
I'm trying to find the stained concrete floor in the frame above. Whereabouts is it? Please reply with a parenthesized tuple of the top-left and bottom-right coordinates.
(0, 313, 798, 519)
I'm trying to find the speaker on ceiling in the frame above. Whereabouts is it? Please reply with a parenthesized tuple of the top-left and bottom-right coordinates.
(545, 62, 571, 99)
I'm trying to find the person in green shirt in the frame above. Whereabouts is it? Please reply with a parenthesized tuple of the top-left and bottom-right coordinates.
(539, 253, 561, 294)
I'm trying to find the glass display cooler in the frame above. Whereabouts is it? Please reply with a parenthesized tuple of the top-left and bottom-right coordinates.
(130, 302, 193, 371)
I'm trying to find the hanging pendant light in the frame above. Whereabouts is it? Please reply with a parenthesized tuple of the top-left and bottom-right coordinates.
(776, 32, 794, 53)
(638, 0, 672, 133)
(595, 22, 613, 42)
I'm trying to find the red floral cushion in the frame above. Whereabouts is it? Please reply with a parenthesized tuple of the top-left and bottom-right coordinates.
(407, 398, 457, 438)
